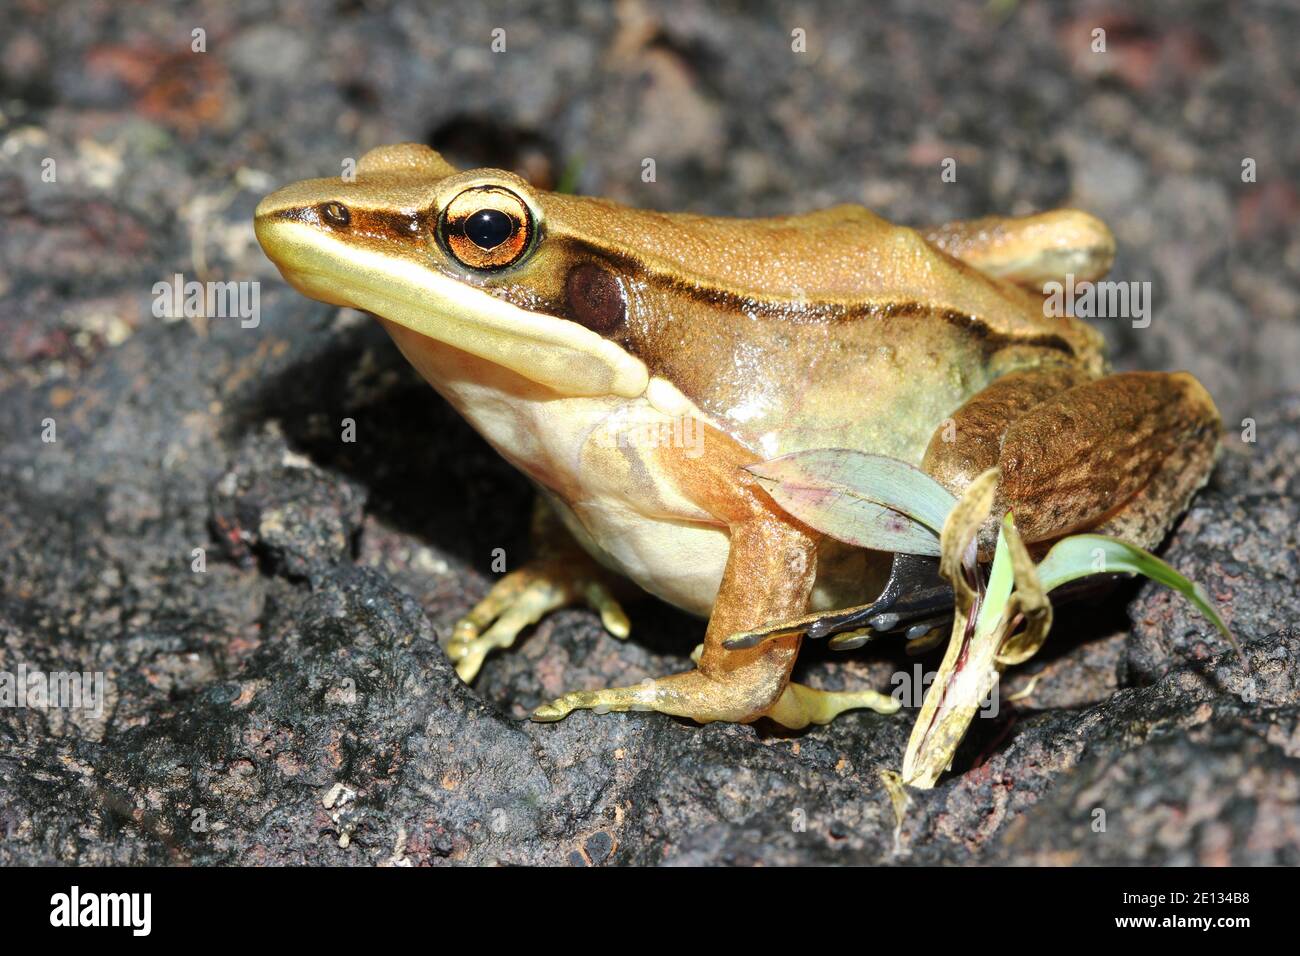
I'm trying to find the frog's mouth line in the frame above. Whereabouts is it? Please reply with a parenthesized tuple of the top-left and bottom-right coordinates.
(255, 217, 648, 400)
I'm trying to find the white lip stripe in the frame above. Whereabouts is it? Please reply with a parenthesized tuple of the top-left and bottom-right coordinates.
(270, 220, 650, 398)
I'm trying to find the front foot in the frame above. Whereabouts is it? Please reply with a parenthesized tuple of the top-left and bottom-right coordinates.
(528, 659, 794, 726)
(530, 679, 661, 722)
(530, 671, 899, 728)
(447, 558, 630, 683)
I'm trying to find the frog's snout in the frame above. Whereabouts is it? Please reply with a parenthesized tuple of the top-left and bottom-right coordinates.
(253, 188, 302, 258)
(255, 189, 338, 250)
(253, 186, 360, 310)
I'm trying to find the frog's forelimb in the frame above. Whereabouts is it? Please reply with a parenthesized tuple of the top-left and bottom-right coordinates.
(531, 426, 899, 728)
(447, 498, 630, 683)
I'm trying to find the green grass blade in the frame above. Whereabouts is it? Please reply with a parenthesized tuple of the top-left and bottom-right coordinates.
(1038, 534, 1242, 665)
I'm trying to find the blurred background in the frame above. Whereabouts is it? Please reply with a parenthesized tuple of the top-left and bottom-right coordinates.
(1, 0, 1297, 866)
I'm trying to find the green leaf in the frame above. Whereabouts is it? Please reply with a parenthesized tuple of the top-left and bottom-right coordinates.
(1037, 534, 1242, 664)
(747, 449, 958, 555)
(974, 521, 1015, 642)
(753, 483, 944, 555)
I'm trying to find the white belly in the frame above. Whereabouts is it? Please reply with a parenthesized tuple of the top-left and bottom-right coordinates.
(385, 327, 875, 620)
(546, 492, 727, 617)
(549, 493, 877, 619)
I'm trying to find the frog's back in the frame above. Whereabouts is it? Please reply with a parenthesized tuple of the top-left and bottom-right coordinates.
(540, 193, 1105, 462)
(543, 194, 1098, 345)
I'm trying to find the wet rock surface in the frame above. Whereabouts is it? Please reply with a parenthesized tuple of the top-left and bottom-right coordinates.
(1, 1, 1298, 864)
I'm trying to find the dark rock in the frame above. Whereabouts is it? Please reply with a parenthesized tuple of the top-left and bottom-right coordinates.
(994, 713, 1300, 866)
(1125, 486, 1300, 685)
(210, 425, 367, 582)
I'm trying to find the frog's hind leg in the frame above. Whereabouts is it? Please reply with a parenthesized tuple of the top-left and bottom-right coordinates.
(923, 210, 1115, 289)
(945, 369, 1222, 552)
(807, 367, 1091, 643)
(447, 498, 630, 683)
(792, 369, 1220, 646)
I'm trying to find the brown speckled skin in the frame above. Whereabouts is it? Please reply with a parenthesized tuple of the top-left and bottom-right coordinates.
(921, 367, 1222, 555)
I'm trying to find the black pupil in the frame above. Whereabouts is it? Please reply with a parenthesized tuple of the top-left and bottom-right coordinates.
(465, 208, 514, 249)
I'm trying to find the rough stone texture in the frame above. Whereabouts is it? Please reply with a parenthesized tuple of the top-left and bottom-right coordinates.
(1, 1, 1297, 865)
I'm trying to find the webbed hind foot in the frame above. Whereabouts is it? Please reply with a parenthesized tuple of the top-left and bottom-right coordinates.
(765, 680, 900, 729)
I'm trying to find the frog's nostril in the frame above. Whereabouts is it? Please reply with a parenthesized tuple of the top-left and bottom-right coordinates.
(321, 201, 351, 227)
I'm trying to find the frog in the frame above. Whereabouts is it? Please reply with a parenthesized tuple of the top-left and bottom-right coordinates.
(254, 143, 1221, 729)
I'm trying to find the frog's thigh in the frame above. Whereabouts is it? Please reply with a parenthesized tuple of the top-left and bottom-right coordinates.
(930, 371, 1220, 549)
(923, 366, 1091, 494)
(923, 210, 1115, 288)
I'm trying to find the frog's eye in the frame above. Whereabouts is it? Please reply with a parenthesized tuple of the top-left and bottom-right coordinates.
(441, 187, 533, 270)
